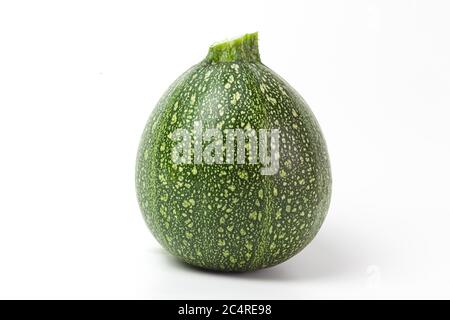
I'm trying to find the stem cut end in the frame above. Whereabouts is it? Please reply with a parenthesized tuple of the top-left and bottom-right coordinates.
(205, 32, 261, 63)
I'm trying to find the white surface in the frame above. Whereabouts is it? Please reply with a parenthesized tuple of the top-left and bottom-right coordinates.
(1, 0, 450, 299)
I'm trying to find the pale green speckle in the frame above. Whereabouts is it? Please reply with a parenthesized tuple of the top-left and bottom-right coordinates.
(267, 96, 277, 105)
(238, 170, 248, 180)
(275, 210, 282, 219)
(190, 94, 196, 105)
(230, 92, 241, 105)
(258, 189, 264, 199)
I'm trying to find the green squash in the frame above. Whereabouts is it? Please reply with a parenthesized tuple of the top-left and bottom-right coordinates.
(136, 33, 331, 271)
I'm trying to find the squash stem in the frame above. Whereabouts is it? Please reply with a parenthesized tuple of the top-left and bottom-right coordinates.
(205, 32, 261, 63)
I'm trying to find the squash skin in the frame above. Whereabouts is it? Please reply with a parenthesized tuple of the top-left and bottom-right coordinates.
(136, 35, 331, 272)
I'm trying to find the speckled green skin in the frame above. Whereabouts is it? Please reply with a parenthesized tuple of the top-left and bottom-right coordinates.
(136, 34, 331, 271)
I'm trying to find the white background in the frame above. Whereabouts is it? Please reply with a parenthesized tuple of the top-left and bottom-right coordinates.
(0, 0, 449, 299)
